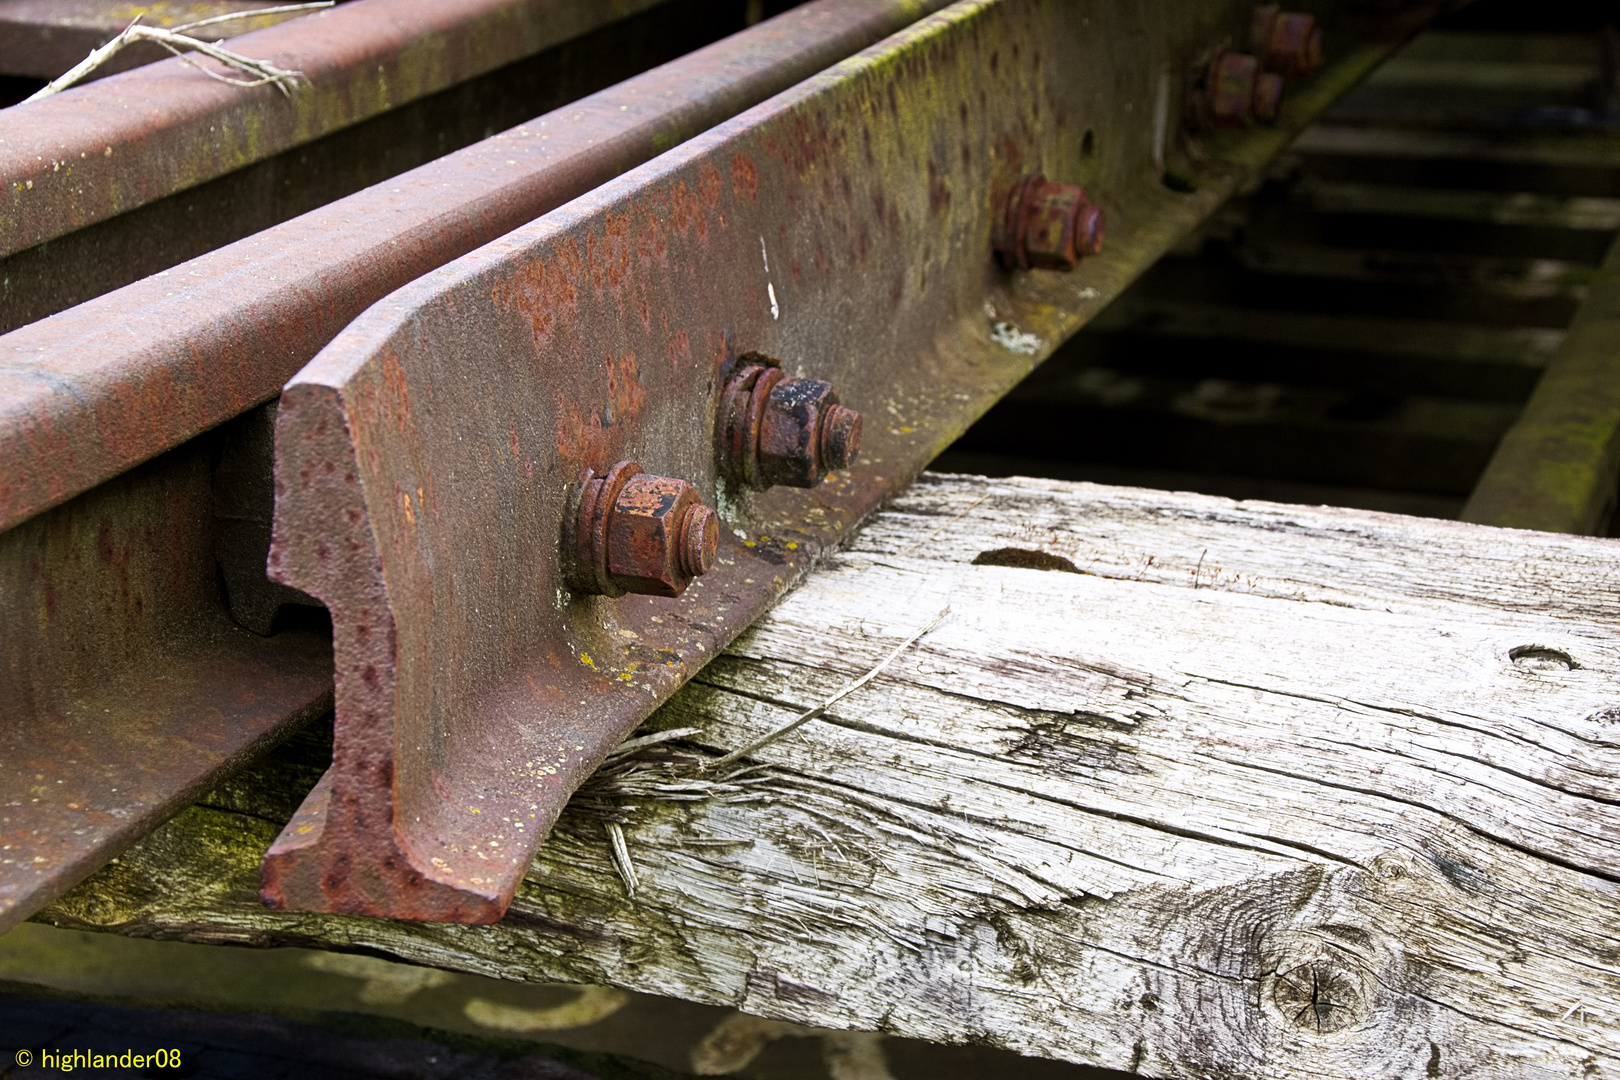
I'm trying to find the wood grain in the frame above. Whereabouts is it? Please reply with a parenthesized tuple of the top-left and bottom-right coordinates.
(35, 473, 1620, 1079)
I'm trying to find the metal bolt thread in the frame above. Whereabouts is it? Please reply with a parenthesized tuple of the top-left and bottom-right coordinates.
(679, 504, 719, 578)
(1253, 72, 1285, 121)
(819, 404, 862, 472)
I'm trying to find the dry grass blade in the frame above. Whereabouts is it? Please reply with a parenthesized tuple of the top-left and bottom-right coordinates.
(565, 743, 770, 824)
(564, 608, 948, 895)
(704, 606, 951, 771)
(23, 2, 331, 103)
(606, 726, 705, 759)
(172, 2, 333, 33)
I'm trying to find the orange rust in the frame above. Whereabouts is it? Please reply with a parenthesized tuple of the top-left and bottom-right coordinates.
(698, 162, 724, 208)
(670, 178, 711, 241)
(379, 348, 415, 433)
(554, 352, 645, 468)
(730, 152, 759, 201)
(667, 328, 692, 368)
(598, 209, 635, 290)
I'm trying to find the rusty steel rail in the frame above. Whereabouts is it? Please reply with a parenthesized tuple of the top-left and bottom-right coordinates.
(0, 0, 761, 336)
(0, 0, 958, 935)
(0, 0, 952, 536)
(255, 0, 1395, 922)
(0, 0, 667, 259)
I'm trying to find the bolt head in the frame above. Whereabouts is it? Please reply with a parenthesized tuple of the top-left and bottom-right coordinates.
(819, 404, 862, 473)
(678, 503, 719, 578)
(995, 175, 1100, 271)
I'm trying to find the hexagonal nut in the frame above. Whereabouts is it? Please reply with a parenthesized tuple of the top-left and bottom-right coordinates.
(757, 376, 855, 488)
(719, 356, 862, 490)
(604, 472, 718, 597)
(1263, 12, 1323, 78)
(995, 175, 1103, 271)
(1024, 181, 1101, 269)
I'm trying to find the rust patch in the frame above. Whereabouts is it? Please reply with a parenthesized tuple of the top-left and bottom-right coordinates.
(699, 162, 724, 208)
(379, 347, 415, 433)
(555, 352, 646, 468)
(730, 152, 759, 202)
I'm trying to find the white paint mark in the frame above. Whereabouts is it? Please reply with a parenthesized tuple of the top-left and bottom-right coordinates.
(762, 236, 779, 318)
(1152, 69, 1170, 176)
(990, 321, 1042, 356)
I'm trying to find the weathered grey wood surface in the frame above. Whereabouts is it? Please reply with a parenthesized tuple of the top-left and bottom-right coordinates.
(35, 473, 1620, 1079)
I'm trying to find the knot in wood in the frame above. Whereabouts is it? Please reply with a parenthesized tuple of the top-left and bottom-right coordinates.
(1271, 960, 1365, 1034)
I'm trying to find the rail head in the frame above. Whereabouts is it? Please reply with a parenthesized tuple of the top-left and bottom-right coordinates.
(0, 0, 667, 259)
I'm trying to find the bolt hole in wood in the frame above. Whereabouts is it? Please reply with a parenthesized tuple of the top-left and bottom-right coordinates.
(1081, 127, 1096, 156)
(1509, 644, 1578, 671)
(971, 546, 1083, 573)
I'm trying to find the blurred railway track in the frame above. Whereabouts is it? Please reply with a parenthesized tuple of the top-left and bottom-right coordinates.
(941, 7, 1620, 524)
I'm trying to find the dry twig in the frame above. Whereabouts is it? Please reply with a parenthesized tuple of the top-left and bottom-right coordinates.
(24, 2, 331, 103)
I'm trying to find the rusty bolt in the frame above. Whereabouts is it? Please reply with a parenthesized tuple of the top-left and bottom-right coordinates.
(1253, 71, 1285, 121)
(562, 461, 719, 598)
(1252, 5, 1324, 79)
(718, 353, 861, 490)
(1203, 50, 1284, 128)
(994, 174, 1105, 271)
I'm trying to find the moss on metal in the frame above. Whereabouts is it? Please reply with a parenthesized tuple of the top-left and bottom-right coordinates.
(1464, 235, 1620, 534)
